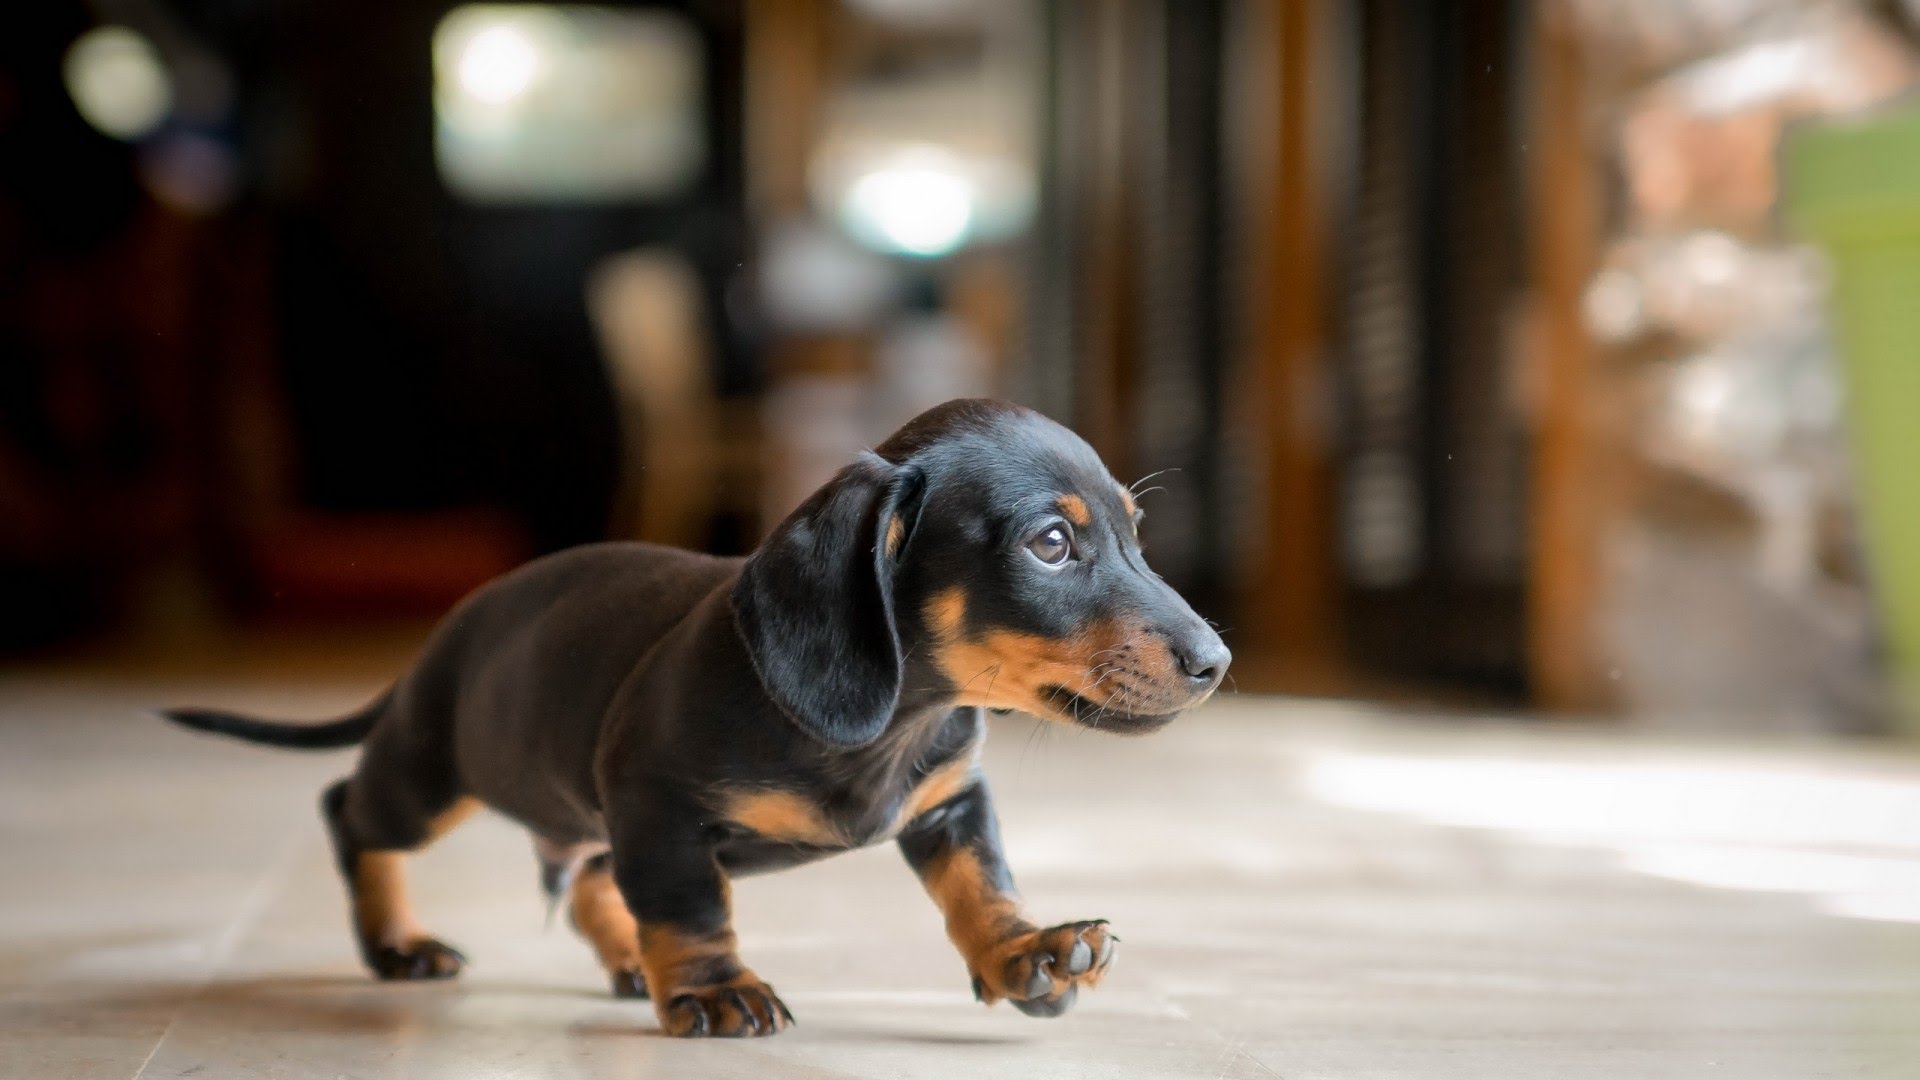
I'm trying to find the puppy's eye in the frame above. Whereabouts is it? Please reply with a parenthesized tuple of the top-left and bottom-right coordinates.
(1027, 525, 1073, 566)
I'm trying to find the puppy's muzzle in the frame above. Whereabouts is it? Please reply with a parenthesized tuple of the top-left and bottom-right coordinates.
(1170, 633, 1231, 700)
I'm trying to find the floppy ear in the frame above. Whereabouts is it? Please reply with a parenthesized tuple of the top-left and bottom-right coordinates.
(731, 453, 925, 747)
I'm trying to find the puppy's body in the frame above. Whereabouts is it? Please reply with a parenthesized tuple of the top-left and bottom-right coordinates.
(167, 399, 1228, 1037)
(403, 545, 739, 848)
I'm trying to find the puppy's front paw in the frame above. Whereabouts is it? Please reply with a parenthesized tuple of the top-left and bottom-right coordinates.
(971, 919, 1116, 1018)
(658, 976, 794, 1037)
(365, 937, 467, 981)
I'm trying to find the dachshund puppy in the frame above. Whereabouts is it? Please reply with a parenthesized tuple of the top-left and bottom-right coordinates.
(165, 398, 1230, 1037)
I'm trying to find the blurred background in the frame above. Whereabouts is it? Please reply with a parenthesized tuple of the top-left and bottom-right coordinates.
(6, 0, 1920, 736)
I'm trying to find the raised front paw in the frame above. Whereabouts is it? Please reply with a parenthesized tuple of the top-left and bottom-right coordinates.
(657, 976, 794, 1037)
(971, 919, 1116, 1018)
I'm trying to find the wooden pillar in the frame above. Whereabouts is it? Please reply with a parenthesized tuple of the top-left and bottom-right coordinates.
(1527, 9, 1611, 711)
(745, 0, 832, 220)
(1241, 0, 1340, 685)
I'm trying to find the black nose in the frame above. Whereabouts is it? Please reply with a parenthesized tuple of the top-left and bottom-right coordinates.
(1174, 637, 1231, 689)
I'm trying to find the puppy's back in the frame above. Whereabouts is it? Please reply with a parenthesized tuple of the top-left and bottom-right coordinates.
(397, 543, 744, 823)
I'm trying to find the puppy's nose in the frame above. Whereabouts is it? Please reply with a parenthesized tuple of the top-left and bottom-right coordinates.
(1172, 636, 1231, 691)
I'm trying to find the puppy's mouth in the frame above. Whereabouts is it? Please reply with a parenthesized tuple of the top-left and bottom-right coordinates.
(1037, 686, 1183, 735)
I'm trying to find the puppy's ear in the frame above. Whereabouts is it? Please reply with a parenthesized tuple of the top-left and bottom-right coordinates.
(732, 453, 925, 747)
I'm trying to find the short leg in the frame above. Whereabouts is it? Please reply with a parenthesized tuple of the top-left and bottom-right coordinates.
(321, 777, 478, 981)
(605, 804, 792, 1037)
(898, 777, 1116, 1017)
(567, 852, 648, 999)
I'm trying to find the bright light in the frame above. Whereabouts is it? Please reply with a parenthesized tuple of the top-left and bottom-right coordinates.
(458, 24, 540, 105)
(1623, 844, 1920, 898)
(841, 153, 974, 258)
(1679, 230, 1742, 288)
(63, 26, 171, 141)
(434, 6, 706, 203)
(1301, 751, 1920, 924)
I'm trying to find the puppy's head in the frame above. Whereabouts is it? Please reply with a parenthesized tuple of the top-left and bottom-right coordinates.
(733, 399, 1229, 747)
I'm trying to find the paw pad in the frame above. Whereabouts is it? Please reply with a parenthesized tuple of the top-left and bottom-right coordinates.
(978, 919, 1116, 1018)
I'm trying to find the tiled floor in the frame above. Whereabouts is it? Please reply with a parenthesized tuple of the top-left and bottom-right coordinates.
(2, 676, 1918, 1078)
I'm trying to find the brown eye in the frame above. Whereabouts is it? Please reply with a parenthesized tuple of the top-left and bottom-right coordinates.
(1027, 525, 1073, 566)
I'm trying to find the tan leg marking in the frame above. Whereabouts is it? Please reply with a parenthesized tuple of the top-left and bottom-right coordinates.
(922, 847, 1033, 983)
(920, 847, 1117, 1010)
(638, 922, 742, 999)
(570, 861, 642, 976)
(425, 796, 482, 838)
(636, 878, 792, 1036)
(353, 850, 423, 947)
(352, 796, 480, 947)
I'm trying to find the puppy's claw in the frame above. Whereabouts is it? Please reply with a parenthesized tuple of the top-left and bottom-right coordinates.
(723, 988, 760, 1035)
(1022, 957, 1054, 1000)
(658, 980, 792, 1037)
(667, 995, 709, 1037)
(1066, 935, 1094, 975)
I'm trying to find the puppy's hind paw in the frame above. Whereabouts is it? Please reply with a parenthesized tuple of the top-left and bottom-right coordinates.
(366, 937, 467, 981)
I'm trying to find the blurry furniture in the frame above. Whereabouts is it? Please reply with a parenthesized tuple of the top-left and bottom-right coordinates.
(588, 249, 761, 550)
(1552, 1, 1914, 727)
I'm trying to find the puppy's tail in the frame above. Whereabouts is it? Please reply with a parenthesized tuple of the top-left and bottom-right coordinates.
(160, 691, 388, 750)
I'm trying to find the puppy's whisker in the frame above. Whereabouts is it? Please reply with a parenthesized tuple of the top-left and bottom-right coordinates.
(1075, 664, 1124, 701)
(1129, 467, 1180, 494)
(957, 663, 1002, 698)
(1018, 713, 1052, 779)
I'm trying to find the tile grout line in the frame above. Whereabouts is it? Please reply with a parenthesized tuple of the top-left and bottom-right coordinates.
(128, 822, 313, 1080)
(1162, 994, 1288, 1079)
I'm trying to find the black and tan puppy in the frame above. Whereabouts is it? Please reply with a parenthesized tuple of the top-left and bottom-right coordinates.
(164, 398, 1229, 1037)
